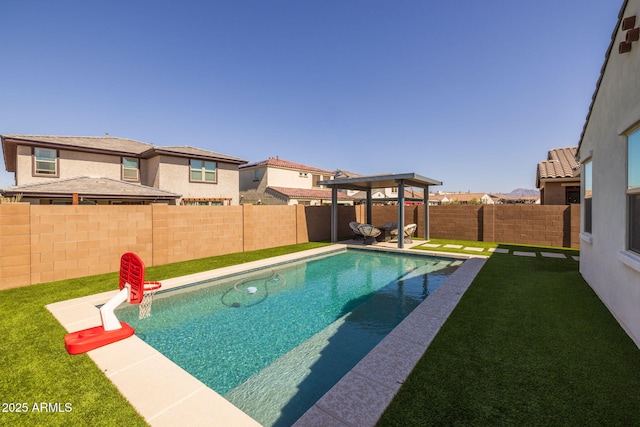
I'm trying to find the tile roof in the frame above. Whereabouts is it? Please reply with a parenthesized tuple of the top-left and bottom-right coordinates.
(267, 186, 352, 200)
(2, 176, 180, 199)
(1, 135, 247, 172)
(2, 134, 154, 154)
(154, 146, 247, 164)
(240, 157, 332, 174)
(536, 146, 580, 187)
(578, 0, 629, 154)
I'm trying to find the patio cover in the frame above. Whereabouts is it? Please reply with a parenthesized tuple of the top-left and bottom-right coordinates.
(317, 172, 442, 248)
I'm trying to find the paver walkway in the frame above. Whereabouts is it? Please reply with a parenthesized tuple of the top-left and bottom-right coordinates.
(413, 243, 578, 260)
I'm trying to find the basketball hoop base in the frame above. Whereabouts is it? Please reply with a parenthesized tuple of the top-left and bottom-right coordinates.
(64, 322, 134, 355)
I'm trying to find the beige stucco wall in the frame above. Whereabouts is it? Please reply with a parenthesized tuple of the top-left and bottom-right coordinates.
(266, 167, 314, 189)
(156, 155, 241, 204)
(16, 146, 122, 185)
(578, 0, 640, 347)
(239, 166, 265, 191)
(540, 180, 578, 205)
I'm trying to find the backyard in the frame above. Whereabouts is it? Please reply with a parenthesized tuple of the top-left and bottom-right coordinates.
(1, 240, 639, 426)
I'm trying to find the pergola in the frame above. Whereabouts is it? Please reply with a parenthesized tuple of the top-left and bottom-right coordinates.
(317, 172, 442, 249)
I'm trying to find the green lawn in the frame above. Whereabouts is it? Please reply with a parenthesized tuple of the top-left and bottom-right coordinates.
(378, 242, 640, 425)
(2, 240, 639, 426)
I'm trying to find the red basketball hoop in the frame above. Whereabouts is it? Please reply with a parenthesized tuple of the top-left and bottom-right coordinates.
(144, 281, 162, 291)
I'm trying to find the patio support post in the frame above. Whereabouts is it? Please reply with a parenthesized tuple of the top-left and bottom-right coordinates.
(397, 180, 405, 249)
(366, 189, 372, 224)
(424, 186, 430, 241)
(331, 187, 338, 243)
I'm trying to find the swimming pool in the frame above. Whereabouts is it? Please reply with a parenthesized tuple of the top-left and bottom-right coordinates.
(116, 248, 461, 426)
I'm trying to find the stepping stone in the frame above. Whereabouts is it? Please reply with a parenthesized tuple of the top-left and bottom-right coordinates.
(488, 248, 509, 254)
(443, 244, 463, 249)
(572, 256, 580, 261)
(421, 243, 441, 248)
(464, 247, 484, 252)
(541, 252, 566, 259)
(513, 251, 536, 257)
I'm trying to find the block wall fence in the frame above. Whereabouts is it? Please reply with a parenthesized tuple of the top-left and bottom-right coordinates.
(0, 203, 579, 289)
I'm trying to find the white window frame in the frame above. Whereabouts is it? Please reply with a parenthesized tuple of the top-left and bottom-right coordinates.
(122, 157, 140, 181)
(190, 159, 217, 183)
(627, 129, 640, 255)
(33, 147, 58, 176)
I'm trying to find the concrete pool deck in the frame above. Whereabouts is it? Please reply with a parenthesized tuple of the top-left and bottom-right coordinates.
(47, 244, 485, 426)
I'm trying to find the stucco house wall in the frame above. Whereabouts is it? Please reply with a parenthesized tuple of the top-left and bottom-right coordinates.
(15, 146, 123, 185)
(157, 156, 241, 205)
(541, 181, 573, 205)
(578, 0, 640, 347)
(265, 167, 314, 189)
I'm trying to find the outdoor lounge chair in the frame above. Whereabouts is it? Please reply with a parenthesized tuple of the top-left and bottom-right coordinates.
(390, 223, 417, 243)
(349, 221, 364, 240)
(357, 223, 382, 245)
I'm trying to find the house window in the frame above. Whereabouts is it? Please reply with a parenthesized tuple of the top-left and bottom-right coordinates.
(584, 160, 592, 234)
(628, 130, 640, 253)
(122, 157, 139, 181)
(190, 160, 217, 183)
(253, 170, 260, 181)
(34, 147, 58, 176)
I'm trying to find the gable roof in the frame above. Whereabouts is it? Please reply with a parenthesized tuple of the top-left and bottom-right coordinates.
(1, 176, 180, 200)
(240, 157, 332, 174)
(536, 146, 580, 187)
(578, 0, 629, 154)
(1, 134, 247, 172)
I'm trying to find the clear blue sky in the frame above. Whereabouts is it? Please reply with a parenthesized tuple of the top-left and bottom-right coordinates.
(0, 0, 621, 193)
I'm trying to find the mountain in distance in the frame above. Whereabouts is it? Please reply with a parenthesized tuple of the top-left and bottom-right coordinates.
(502, 188, 540, 198)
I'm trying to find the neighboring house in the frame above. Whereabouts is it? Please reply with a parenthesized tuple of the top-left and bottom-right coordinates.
(239, 157, 352, 205)
(576, 0, 640, 347)
(429, 192, 496, 205)
(0, 135, 247, 205)
(492, 194, 540, 204)
(536, 146, 581, 205)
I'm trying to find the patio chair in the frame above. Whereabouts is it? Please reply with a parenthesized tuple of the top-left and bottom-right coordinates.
(390, 223, 418, 243)
(357, 223, 382, 245)
(349, 221, 364, 240)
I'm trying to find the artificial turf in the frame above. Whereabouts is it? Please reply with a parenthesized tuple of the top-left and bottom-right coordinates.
(0, 242, 328, 427)
(377, 246, 640, 426)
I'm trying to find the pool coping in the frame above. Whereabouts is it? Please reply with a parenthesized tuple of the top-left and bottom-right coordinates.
(46, 244, 486, 426)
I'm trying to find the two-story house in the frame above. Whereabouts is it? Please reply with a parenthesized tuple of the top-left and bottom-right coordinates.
(239, 157, 352, 205)
(536, 146, 581, 205)
(0, 135, 247, 205)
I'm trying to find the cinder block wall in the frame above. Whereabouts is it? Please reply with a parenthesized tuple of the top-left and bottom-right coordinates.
(152, 205, 243, 266)
(492, 205, 567, 247)
(242, 205, 298, 252)
(0, 203, 580, 289)
(0, 203, 31, 287)
(29, 205, 154, 284)
(430, 205, 484, 241)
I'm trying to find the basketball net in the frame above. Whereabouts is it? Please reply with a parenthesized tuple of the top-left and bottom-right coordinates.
(139, 282, 161, 319)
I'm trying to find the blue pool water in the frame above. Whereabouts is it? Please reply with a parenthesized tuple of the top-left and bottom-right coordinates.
(117, 249, 461, 426)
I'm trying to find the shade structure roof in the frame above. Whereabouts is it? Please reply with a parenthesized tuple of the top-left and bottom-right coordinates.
(318, 172, 442, 249)
(317, 172, 442, 191)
